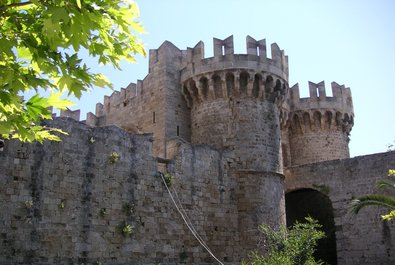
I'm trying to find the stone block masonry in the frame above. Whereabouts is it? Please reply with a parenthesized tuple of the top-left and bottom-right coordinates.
(0, 118, 264, 263)
(0, 118, 164, 263)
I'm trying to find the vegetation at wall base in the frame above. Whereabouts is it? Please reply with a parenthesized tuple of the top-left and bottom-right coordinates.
(242, 217, 325, 265)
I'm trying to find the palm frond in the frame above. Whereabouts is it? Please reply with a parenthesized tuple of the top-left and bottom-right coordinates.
(350, 194, 395, 214)
(376, 180, 395, 191)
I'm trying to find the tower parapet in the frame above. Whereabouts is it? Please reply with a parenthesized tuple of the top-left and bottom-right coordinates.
(285, 81, 354, 166)
(181, 36, 288, 110)
(289, 81, 353, 114)
(181, 35, 288, 87)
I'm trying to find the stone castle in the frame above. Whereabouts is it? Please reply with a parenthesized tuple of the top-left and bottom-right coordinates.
(0, 36, 394, 264)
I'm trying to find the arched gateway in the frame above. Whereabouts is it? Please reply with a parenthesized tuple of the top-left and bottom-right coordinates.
(285, 188, 338, 265)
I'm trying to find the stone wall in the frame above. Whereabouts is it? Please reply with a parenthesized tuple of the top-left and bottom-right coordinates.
(170, 141, 241, 263)
(1, 118, 271, 264)
(285, 151, 395, 264)
(288, 130, 350, 166)
(0, 118, 163, 263)
(1, 118, 394, 264)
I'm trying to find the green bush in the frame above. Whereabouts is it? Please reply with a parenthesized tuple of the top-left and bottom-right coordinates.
(243, 217, 325, 265)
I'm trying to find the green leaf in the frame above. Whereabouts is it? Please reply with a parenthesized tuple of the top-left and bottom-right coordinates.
(92, 73, 112, 89)
(76, 0, 82, 9)
(382, 210, 395, 221)
(351, 195, 395, 215)
(130, 21, 145, 34)
(47, 92, 74, 110)
(0, 38, 16, 58)
(50, 6, 70, 24)
(17, 47, 32, 60)
(0, 91, 12, 104)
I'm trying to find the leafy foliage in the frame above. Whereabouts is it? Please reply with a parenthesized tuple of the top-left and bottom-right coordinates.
(109, 151, 120, 163)
(58, 199, 65, 209)
(118, 221, 134, 237)
(99, 208, 107, 218)
(163, 172, 175, 187)
(24, 199, 33, 209)
(351, 169, 395, 220)
(243, 217, 325, 265)
(0, 0, 145, 142)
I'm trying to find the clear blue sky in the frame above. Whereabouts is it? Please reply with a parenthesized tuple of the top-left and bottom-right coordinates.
(73, 0, 395, 158)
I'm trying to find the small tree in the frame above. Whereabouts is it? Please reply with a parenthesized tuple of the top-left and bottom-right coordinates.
(243, 217, 325, 265)
(351, 169, 395, 221)
(0, 0, 145, 142)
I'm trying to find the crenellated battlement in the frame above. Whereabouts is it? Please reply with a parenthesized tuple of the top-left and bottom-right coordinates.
(181, 35, 289, 83)
(55, 108, 98, 127)
(180, 36, 289, 108)
(79, 81, 145, 127)
(53, 81, 143, 126)
(59, 108, 81, 121)
(286, 81, 354, 136)
(288, 81, 353, 115)
(100, 81, 142, 115)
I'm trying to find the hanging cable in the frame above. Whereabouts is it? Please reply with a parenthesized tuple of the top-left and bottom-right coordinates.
(170, 184, 211, 251)
(159, 172, 224, 265)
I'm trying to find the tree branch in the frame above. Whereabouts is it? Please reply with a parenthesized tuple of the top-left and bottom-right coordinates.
(0, 1, 33, 11)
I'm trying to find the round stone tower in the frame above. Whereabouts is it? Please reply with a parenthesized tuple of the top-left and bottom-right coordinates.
(181, 36, 288, 254)
(284, 81, 354, 166)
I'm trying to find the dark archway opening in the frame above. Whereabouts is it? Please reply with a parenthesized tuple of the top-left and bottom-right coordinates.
(286, 189, 337, 265)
